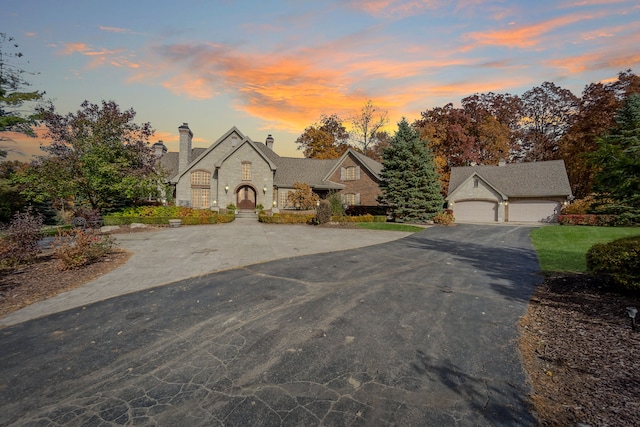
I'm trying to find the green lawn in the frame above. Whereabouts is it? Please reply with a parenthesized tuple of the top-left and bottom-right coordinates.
(355, 222, 425, 232)
(530, 225, 640, 273)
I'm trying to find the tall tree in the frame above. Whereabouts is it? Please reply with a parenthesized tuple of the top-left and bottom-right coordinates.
(18, 100, 162, 211)
(518, 82, 578, 161)
(414, 103, 476, 192)
(379, 118, 443, 222)
(0, 33, 45, 157)
(295, 114, 350, 159)
(349, 100, 389, 155)
(590, 93, 640, 214)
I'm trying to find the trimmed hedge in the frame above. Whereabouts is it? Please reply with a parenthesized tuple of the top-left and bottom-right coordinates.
(103, 214, 235, 226)
(587, 236, 640, 291)
(558, 214, 639, 227)
(331, 214, 374, 223)
(258, 213, 316, 224)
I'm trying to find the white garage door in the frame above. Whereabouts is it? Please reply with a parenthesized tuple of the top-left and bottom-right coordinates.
(454, 200, 498, 222)
(509, 200, 560, 223)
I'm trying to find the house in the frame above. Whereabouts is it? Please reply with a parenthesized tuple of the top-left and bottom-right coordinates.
(155, 124, 383, 211)
(446, 160, 573, 223)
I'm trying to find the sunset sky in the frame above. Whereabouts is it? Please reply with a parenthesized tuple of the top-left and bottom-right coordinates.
(2, 0, 639, 160)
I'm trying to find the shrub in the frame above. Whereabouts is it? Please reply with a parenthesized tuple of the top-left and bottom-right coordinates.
(586, 236, 640, 291)
(226, 203, 237, 211)
(315, 200, 332, 224)
(0, 210, 44, 267)
(327, 192, 345, 216)
(561, 197, 594, 215)
(433, 209, 455, 225)
(51, 229, 116, 270)
(558, 214, 639, 227)
(331, 214, 374, 223)
(258, 213, 316, 224)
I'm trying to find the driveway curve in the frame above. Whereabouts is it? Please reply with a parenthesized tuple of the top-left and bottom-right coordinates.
(0, 224, 540, 426)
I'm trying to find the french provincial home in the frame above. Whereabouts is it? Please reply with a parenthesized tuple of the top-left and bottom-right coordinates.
(155, 124, 383, 211)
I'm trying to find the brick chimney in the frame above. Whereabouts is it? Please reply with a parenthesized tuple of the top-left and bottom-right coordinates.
(178, 123, 193, 173)
(265, 134, 274, 150)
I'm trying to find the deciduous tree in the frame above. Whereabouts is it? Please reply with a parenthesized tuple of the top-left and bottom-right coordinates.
(518, 82, 578, 161)
(296, 114, 350, 159)
(288, 182, 319, 210)
(19, 100, 162, 211)
(349, 100, 389, 154)
(379, 118, 443, 222)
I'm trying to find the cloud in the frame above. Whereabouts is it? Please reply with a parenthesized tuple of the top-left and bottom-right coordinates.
(462, 12, 602, 50)
(347, 0, 441, 18)
(99, 25, 131, 33)
(60, 42, 142, 69)
(0, 126, 51, 161)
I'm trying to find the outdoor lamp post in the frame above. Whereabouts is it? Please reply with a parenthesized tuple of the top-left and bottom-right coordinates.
(626, 307, 637, 332)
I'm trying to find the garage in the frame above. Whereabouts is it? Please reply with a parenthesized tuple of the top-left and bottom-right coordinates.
(453, 200, 498, 222)
(508, 200, 561, 223)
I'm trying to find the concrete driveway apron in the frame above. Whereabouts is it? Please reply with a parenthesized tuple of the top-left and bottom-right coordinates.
(0, 224, 540, 426)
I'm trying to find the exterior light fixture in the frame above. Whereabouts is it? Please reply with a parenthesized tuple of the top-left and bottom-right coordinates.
(263, 185, 267, 194)
(626, 307, 638, 332)
(273, 200, 277, 207)
(224, 185, 229, 193)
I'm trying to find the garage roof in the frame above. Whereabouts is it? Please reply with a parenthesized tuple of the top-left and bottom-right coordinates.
(448, 160, 573, 198)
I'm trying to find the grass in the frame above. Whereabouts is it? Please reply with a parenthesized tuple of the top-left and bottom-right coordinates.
(530, 225, 640, 273)
(355, 222, 424, 232)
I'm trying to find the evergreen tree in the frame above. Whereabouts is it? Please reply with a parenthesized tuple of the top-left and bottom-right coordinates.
(0, 33, 44, 158)
(590, 93, 640, 215)
(379, 118, 444, 222)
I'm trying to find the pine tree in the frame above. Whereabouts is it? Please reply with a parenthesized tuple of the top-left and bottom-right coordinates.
(590, 93, 640, 215)
(379, 118, 444, 222)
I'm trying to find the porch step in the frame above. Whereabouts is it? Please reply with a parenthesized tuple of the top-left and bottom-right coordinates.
(236, 209, 258, 219)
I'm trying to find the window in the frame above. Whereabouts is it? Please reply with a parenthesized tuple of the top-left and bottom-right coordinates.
(242, 162, 251, 181)
(279, 190, 290, 208)
(473, 178, 479, 188)
(344, 193, 356, 206)
(191, 188, 210, 208)
(341, 166, 360, 181)
(190, 170, 211, 208)
(191, 170, 211, 186)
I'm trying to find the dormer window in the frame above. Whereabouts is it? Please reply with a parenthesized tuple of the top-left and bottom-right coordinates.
(473, 178, 479, 188)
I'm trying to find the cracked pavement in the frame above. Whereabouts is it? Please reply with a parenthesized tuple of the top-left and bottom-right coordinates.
(0, 224, 540, 426)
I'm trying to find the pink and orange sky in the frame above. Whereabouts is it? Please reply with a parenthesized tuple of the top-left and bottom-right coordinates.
(2, 0, 639, 160)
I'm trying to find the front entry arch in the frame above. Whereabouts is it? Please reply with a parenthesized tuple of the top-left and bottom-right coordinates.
(236, 185, 256, 209)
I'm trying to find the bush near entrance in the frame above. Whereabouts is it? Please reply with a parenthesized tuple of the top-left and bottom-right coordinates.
(104, 206, 234, 225)
(587, 236, 640, 291)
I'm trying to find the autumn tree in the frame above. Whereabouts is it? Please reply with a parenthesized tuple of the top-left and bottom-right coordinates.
(287, 182, 319, 209)
(296, 114, 350, 159)
(560, 70, 640, 198)
(414, 104, 476, 192)
(379, 118, 443, 222)
(18, 100, 162, 211)
(589, 93, 640, 215)
(0, 33, 45, 158)
(349, 100, 389, 155)
(518, 82, 579, 161)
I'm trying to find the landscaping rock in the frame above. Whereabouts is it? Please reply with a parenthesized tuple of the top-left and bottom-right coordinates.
(100, 225, 121, 233)
(129, 223, 148, 229)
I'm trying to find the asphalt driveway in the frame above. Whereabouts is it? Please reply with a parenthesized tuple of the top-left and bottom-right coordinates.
(0, 224, 540, 426)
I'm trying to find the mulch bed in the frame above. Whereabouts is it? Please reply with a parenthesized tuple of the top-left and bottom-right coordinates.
(519, 274, 640, 426)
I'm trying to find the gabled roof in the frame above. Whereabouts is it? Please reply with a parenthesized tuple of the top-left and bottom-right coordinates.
(323, 148, 383, 182)
(215, 138, 277, 170)
(447, 160, 573, 199)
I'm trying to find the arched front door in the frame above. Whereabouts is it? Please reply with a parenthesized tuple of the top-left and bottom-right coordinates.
(236, 185, 256, 209)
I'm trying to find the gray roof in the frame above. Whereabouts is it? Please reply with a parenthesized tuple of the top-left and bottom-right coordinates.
(158, 148, 206, 180)
(448, 160, 572, 198)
